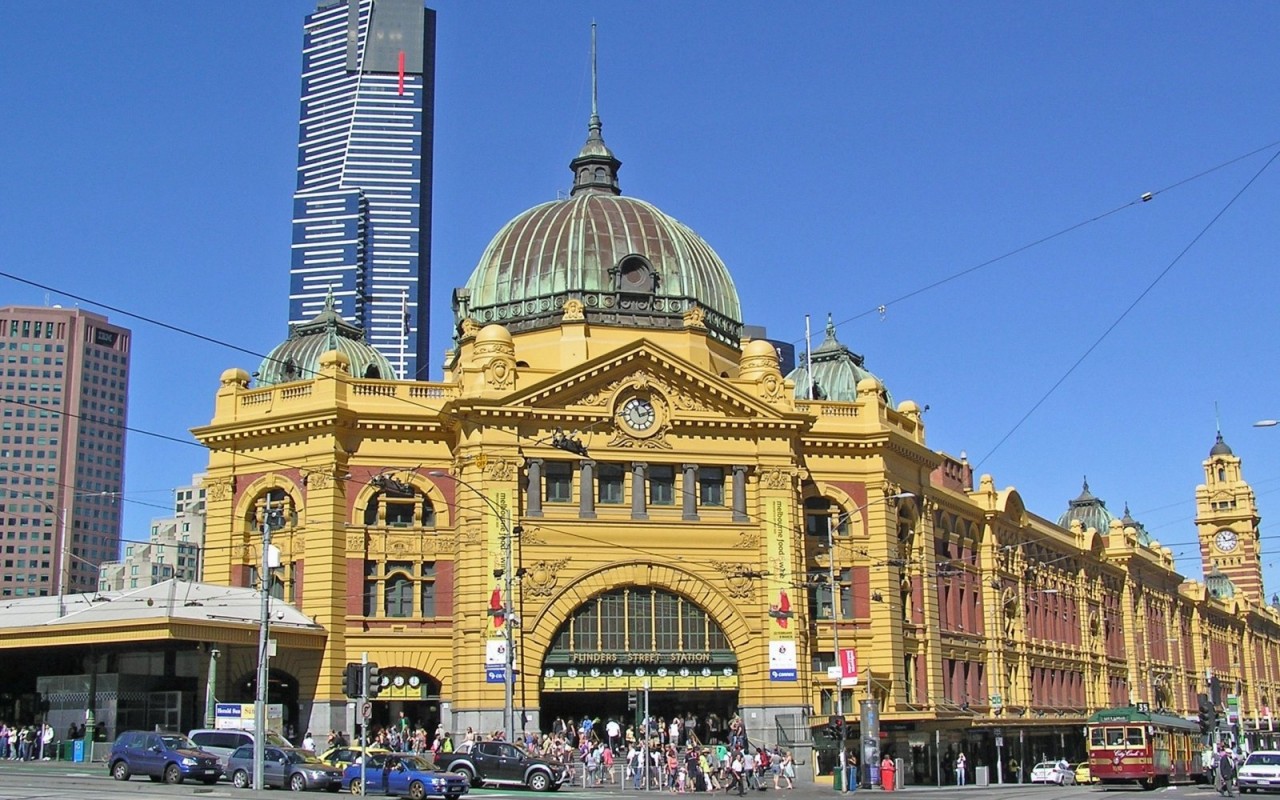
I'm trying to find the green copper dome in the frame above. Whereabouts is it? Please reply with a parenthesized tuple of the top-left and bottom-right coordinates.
(258, 293, 396, 385)
(1056, 478, 1118, 533)
(453, 93, 742, 346)
(787, 315, 893, 404)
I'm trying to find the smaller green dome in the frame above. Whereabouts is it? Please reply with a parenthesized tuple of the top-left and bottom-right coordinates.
(258, 293, 396, 385)
(787, 315, 892, 404)
(1056, 477, 1118, 533)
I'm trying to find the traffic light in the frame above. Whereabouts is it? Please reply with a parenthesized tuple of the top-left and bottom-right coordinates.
(343, 663, 362, 698)
(366, 663, 381, 699)
(1198, 693, 1216, 734)
(826, 715, 845, 740)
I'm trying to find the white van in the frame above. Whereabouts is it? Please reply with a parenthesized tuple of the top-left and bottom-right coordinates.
(187, 729, 294, 772)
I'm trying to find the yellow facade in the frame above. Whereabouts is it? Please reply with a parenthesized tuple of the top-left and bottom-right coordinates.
(190, 316, 1280, 782)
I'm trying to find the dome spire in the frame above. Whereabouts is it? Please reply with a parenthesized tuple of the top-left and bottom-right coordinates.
(570, 22, 622, 197)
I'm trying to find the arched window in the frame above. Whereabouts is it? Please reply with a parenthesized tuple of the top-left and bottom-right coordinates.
(550, 587, 730, 654)
(362, 489, 436, 528)
(385, 572, 414, 618)
(804, 496, 849, 537)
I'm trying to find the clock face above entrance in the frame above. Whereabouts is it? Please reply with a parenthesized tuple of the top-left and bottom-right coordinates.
(620, 397, 656, 432)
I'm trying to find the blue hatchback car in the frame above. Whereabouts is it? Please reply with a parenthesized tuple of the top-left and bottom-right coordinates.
(108, 730, 223, 785)
(342, 753, 470, 799)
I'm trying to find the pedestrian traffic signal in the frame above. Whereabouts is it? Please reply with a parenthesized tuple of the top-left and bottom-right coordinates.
(1198, 693, 1216, 734)
(366, 663, 381, 699)
(343, 662, 362, 698)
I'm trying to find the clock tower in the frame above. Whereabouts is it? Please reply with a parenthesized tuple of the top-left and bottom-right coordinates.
(1195, 431, 1264, 603)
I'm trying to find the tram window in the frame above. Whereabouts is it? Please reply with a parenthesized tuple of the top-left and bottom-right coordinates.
(1126, 727, 1144, 746)
(1091, 729, 1105, 747)
(1106, 728, 1124, 746)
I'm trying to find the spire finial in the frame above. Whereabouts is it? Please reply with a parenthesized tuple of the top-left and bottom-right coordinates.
(569, 23, 621, 197)
(825, 313, 836, 339)
(591, 21, 599, 125)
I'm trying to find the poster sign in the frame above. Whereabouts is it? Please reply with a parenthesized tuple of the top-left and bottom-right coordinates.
(486, 638, 507, 683)
(769, 640, 797, 681)
(840, 648, 858, 681)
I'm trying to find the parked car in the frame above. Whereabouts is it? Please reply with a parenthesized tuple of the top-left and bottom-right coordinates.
(226, 744, 343, 792)
(318, 743, 390, 770)
(342, 752, 470, 799)
(1238, 750, 1280, 793)
(188, 728, 294, 772)
(1029, 760, 1075, 785)
(108, 730, 222, 785)
(434, 740, 568, 790)
(1074, 762, 1097, 785)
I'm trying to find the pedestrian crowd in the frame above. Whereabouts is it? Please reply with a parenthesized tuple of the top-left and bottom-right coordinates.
(0, 722, 56, 760)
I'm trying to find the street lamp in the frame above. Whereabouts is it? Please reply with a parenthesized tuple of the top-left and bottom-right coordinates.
(826, 490, 913, 790)
(428, 470, 520, 743)
(252, 499, 287, 792)
(1254, 420, 1278, 428)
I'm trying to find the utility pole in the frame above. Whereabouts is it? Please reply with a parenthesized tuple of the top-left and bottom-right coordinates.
(252, 499, 283, 791)
(503, 511, 517, 743)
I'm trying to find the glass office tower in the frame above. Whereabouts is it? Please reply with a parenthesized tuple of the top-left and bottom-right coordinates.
(289, 0, 436, 380)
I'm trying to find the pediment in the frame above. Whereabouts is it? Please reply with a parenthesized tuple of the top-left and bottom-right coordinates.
(504, 341, 793, 435)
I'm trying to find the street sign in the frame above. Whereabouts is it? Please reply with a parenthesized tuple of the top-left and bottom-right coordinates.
(995, 736, 1004, 747)
(362, 702, 372, 720)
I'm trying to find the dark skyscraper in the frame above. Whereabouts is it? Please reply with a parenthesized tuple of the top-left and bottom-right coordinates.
(289, 0, 436, 379)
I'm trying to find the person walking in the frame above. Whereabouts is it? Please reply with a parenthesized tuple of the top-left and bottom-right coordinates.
(1217, 745, 1237, 797)
(955, 752, 967, 786)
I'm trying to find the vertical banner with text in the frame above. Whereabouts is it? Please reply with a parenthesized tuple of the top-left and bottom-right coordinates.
(766, 495, 797, 681)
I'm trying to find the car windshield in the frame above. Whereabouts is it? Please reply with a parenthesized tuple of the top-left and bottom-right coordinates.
(399, 756, 430, 770)
(1247, 753, 1280, 767)
(287, 750, 324, 765)
(266, 732, 292, 747)
(161, 735, 196, 750)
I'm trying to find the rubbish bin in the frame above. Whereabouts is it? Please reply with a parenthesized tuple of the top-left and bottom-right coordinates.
(72, 739, 85, 763)
(976, 766, 990, 787)
(833, 768, 842, 792)
(880, 760, 896, 792)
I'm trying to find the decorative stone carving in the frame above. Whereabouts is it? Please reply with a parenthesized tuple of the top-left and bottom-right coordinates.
(608, 431, 673, 450)
(346, 532, 366, 552)
(460, 318, 481, 338)
(486, 459, 516, 482)
(304, 471, 330, 490)
(760, 468, 791, 491)
(759, 373, 783, 402)
(578, 369, 711, 414)
(523, 558, 570, 597)
(734, 532, 761, 550)
(457, 525, 483, 546)
(711, 561, 757, 600)
(204, 479, 233, 503)
(562, 299, 585, 321)
(682, 306, 706, 329)
(423, 535, 454, 554)
(386, 537, 414, 557)
(521, 528, 549, 546)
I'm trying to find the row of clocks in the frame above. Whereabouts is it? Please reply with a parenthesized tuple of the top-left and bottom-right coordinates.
(545, 666, 735, 679)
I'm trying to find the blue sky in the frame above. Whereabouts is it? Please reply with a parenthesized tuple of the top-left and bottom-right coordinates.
(2, 2, 1280, 591)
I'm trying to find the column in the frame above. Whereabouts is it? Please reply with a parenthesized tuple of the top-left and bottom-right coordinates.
(682, 464, 698, 521)
(579, 460, 596, 519)
(631, 463, 648, 520)
(526, 459, 544, 518)
(731, 466, 748, 522)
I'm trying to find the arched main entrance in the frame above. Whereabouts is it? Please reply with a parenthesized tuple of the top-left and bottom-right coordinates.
(233, 667, 300, 739)
(540, 587, 738, 744)
(368, 668, 443, 738)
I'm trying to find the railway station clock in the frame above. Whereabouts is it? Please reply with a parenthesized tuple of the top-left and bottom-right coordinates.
(1214, 529, 1239, 553)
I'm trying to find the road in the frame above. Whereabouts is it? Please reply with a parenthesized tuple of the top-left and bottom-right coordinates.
(0, 763, 1228, 800)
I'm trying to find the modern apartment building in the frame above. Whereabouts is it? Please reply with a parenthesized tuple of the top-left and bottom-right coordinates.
(0, 306, 130, 596)
(288, 0, 437, 381)
(98, 475, 206, 592)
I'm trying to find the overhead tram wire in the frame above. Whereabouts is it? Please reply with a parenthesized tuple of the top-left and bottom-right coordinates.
(0, 139, 1275, 464)
(974, 148, 1280, 469)
(785, 136, 1280, 348)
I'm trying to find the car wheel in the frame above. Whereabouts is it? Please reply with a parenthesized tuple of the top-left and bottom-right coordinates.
(451, 768, 474, 788)
(528, 771, 551, 792)
(233, 769, 251, 789)
(349, 778, 363, 795)
(165, 764, 184, 784)
(291, 772, 308, 792)
(408, 780, 427, 800)
(111, 760, 131, 781)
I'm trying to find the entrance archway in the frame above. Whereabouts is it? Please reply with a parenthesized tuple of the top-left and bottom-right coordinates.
(368, 668, 443, 739)
(233, 667, 300, 739)
(540, 587, 738, 744)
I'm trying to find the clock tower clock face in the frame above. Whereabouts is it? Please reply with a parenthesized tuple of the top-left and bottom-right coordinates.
(620, 396, 657, 433)
(1215, 529, 1239, 553)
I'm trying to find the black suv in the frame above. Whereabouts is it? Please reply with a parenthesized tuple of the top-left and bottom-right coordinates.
(108, 730, 222, 784)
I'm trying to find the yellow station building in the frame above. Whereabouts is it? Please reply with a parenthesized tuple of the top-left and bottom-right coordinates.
(5, 100, 1279, 783)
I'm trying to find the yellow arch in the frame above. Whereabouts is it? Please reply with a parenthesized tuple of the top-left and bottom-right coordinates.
(233, 473, 305, 525)
(351, 473, 452, 527)
(524, 561, 760, 674)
